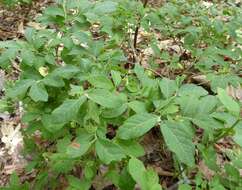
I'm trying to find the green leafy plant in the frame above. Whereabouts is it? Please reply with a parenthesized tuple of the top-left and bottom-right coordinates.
(0, 0, 241, 189)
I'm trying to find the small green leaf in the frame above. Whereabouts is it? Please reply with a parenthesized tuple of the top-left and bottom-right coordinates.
(117, 113, 159, 139)
(160, 121, 195, 166)
(29, 82, 48, 102)
(128, 157, 146, 185)
(67, 175, 91, 190)
(95, 138, 126, 164)
(69, 84, 84, 96)
(67, 132, 95, 158)
(111, 70, 122, 87)
(128, 157, 162, 190)
(217, 88, 240, 116)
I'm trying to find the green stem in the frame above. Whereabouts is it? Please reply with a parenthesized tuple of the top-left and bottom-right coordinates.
(214, 119, 241, 142)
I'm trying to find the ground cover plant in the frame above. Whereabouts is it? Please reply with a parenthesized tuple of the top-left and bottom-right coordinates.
(0, 0, 242, 189)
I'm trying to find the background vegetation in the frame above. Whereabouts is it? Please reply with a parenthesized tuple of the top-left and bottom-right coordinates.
(0, 0, 241, 189)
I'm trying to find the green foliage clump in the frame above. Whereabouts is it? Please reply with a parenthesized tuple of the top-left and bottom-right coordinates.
(0, 0, 32, 7)
(0, 0, 241, 189)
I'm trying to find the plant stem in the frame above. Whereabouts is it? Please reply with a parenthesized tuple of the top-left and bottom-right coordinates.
(214, 119, 241, 142)
(133, 0, 149, 50)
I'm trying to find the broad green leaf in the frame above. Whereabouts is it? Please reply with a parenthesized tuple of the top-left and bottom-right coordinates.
(160, 121, 195, 166)
(24, 28, 35, 43)
(85, 101, 100, 124)
(52, 65, 80, 79)
(196, 95, 218, 116)
(51, 96, 86, 125)
(178, 84, 208, 97)
(117, 139, 145, 157)
(117, 113, 159, 139)
(179, 184, 192, 190)
(42, 114, 65, 132)
(56, 136, 71, 153)
(21, 50, 35, 66)
(6, 79, 35, 99)
(207, 74, 241, 93)
(128, 157, 146, 185)
(106, 169, 121, 188)
(160, 104, 179, 116)
(88, 75, 113, 90)
(87, 89, 124, 108)
(176, 95, 200, 117)
(192, 116, 224, 131)
(67, 132, 95, 158)
(233, 121, 242, 147)
(49, 153, 75, 173)
(102, 104, 127, 118)
(94, 1, 118, 14)
(42, 75, 65, 87)
(0, 49, 16, 69)
(118, 167, 136, 190)
(153, 97, 175, 110)
(128, 101, 147, 113)
(159, 78, 177, 98)
(44, 6, 65, 17)
(29, 82, 48, 102)
(143, 169, 162, 190)
(217, 88, 240, 116)
(211, 112, 237, 126)
(134, 64, 154, 87)
(95, 138, 126, 164)
(67, 175, 91, 190)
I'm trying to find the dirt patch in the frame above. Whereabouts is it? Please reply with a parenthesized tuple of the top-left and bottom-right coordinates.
(0, 0, 52, 40)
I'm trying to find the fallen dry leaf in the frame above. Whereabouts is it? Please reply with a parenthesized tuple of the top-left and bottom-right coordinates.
(17, 21, 24, 34)
(1, 123, 23, 154)
(227, 85, 242, 102)
(27, 22, 46, 30)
